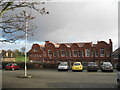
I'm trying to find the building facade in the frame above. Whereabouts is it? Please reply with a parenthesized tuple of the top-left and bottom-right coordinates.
(111, 47, 120, 68)
(28, 39, 112, 66)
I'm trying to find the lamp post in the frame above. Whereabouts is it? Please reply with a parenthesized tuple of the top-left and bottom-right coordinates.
(23, 9, 28, 77)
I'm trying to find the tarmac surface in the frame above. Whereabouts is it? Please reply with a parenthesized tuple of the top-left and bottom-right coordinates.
(2, 69, 119, 88)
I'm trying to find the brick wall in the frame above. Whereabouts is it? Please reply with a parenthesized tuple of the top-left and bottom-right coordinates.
(28, 39, 112, 65)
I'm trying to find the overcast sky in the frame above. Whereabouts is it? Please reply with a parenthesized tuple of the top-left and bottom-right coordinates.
(0, 0, 119, 51)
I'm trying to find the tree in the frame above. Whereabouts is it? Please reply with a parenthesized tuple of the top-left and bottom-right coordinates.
(20, 47, 25, 56)
(1, 11, 36, 42)
(0, 1, 48, 17)
(13, 49, 21, 57)
(0, 0, 49, 42)
(2, 49, 6, 57)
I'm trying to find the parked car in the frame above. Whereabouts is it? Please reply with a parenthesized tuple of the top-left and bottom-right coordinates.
(5, 63, 20, 70)
(72, 62, 83, 71)
(117, 72, 120, 87)
(58, 62, 69, 71)
(87, 62, 98, 72)
(101, 62, 113, 72)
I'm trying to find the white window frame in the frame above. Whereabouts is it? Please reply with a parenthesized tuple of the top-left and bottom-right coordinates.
(100, 48, 105, 57)
(61, 50, 65, 57)
(48, 50, 53, 57)
(85, 49, 90, 57)
(73, 50, 78, 57)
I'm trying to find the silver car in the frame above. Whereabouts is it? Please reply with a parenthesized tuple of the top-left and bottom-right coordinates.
(58, 62, 69, 71)
(117, 72, 120, 87)
(101, 62, 113, 72)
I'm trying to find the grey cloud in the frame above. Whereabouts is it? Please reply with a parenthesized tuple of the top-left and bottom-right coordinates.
(27, 2, 118, 50)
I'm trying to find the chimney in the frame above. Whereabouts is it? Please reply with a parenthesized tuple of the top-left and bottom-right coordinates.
(109, 39, 112, 45)
(109, 39, 113, 52)
(45, 41, 50, 47)
(45, 41, 50, 44)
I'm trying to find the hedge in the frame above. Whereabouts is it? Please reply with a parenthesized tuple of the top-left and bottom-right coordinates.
(2, 62, 59, 70)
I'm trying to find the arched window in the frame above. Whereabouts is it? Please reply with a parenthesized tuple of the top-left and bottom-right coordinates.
(100, 48, 105, 57)
(73, 50, 78, 57)
(61, 49, 65, 57)
(48, 50, 53, 57)
(85, 48, 90, 57)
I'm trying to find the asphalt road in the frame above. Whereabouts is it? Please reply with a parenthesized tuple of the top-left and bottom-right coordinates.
(2, 69, 119, 88)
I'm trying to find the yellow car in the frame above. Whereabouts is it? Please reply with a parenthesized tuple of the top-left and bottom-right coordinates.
(72, 62, 83, 71)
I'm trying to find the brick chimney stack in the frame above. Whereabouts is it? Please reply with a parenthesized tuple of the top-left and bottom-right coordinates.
(109, 39, 112, 52)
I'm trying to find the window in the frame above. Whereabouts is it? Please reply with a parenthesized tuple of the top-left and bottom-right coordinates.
(95, 50, 98, 57)
(73, 50, 78, 57)
(66, 50, 69, 57)
(6, 63, 12, 66)
(48, 50, 53, 57)
(78, 51, 81, 57)
(14, 64, 17, 66)
(85, 49, 90, 57)
(61, 50, 65, 57)
(100, 48, 105, 57)
(34, 48, 38, 52)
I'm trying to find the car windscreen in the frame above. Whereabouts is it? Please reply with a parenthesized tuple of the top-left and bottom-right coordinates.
(103, 63, 112, 66)
(6, 64, 12, 66)
(14, 64, 17, 66)
(74, 63, 80, 65)
(88, 63, 96, 66)
(59, 63, 67, 66)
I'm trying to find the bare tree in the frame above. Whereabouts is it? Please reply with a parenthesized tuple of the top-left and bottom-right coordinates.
(0, 0, 48, 16)
(0, 0, 49, 42)
(1, 10, 36, 42)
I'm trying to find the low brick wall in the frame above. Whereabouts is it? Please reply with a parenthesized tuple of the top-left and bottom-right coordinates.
(2, 58, 15, 62)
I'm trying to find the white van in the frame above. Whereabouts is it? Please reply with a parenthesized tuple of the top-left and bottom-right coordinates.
(58, 62, 69, 71)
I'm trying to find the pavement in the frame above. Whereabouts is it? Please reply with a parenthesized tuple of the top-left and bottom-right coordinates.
(2, 69, 119, 88)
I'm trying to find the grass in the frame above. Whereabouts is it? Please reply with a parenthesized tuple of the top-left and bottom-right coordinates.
(16, 56, 29, 62)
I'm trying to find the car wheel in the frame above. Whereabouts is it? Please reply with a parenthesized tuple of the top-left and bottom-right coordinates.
(101, 70, 104, 72)
(111, 70, 113, 72)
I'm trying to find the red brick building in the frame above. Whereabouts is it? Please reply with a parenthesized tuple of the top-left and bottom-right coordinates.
(28, 39, 112, 66)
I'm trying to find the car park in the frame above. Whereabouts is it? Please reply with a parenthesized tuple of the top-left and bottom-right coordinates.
(87, 62, 98, 72)
(101, 62, 113, 72)
(5, 63, 20, 70)
(58, 62, 69, 71)
(72, 62, 83, 71)
(117, 72, 120, 87)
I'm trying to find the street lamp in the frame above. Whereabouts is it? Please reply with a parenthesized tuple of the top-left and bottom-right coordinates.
(23, 9, 28, 77)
